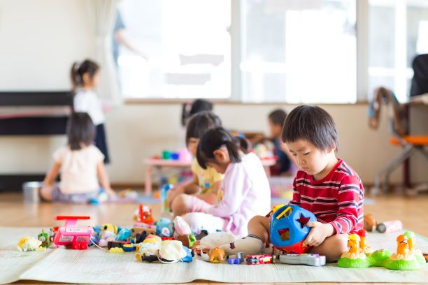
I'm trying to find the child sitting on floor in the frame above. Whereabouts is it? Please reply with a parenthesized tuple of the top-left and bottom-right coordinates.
(220, 105, 364, 262)
(168, 111, 223, 216)
(176, 127, 271, 237)
(41, 112, 116, 203)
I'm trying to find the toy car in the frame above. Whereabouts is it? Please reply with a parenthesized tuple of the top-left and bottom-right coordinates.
(246, 254, 273, 265)
(53, 216, 93, 250)
(278, 253, 326, 266)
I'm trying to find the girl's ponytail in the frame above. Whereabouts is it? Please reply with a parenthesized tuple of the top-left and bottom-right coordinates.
(70, 61, 82, 91)
(235, 136, 250, 154)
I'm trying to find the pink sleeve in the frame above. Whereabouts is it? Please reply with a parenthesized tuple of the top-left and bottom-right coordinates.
(207, 163, 250, 218)
(288, 177, 301, 206)
(329, 176, 364, 234)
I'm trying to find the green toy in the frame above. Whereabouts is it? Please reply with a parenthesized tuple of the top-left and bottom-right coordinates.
(38, 230, 51, 248)
(338, 230, 424, 271)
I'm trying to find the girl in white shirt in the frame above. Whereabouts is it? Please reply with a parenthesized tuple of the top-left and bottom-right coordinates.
(71, 59, 110, 163)
(41, 113, 115, 203)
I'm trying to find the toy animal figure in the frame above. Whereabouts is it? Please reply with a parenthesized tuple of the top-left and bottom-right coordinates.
(209, 247, 226, 263)
(116, 228, 132, 241)
(102, 224, 119, 234)
(156, 218, 174, 237)
(347, 234, 361, 254)
(17, 237, 45, 252)
(99, 230, 116, 247)
(396, 235, 409, 255)
(38, 230, 50, 248)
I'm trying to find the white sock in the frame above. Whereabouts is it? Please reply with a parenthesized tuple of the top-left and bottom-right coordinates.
(220, 235, 264, 256)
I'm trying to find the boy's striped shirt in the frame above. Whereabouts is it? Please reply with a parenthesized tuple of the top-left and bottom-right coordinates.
(289, 159, 364, 234)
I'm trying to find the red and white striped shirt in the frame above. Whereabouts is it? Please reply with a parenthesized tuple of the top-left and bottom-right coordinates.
(289, 159, 364, 234)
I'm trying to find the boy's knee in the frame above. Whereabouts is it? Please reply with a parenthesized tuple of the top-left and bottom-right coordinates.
(327, 234, 349, 262)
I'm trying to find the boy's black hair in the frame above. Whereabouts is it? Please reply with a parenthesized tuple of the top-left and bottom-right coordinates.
(282, 105, 339, 151)
(67, 112, 96, 151)
(185, 111, 222, 145)
(197, 127, 242, 169)
(181, 99, 213, 126)
(268, 109, 287, 126)
(70, 59, 100, 91)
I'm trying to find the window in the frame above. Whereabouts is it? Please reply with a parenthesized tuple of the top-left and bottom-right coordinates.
(240, 0, 357, 103)
(115, 0, 363, 103)
(368, 0, 428, 102)
(116, 0, 231, 99)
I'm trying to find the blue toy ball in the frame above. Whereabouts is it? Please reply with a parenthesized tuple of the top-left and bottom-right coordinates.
(270, 204, 316, 253)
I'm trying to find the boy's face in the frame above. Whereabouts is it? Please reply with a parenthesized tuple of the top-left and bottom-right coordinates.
(286, 139, 334, 177)
(187, 137, 200, 157)
(268, 120, 282, 139)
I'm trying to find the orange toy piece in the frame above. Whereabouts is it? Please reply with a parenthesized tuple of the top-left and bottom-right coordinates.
(135, 204, 155, 225)
(363, 214, 377, 232)
(396, 235, 409, 255)
(209, 247, 226, 263)
(347, 234, 360, 254)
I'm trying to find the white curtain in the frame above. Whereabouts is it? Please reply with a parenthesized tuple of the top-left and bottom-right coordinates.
(87, 0, 121, 106)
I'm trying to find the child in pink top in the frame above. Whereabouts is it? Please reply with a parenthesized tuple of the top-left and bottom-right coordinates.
(176, 127, 271, 237)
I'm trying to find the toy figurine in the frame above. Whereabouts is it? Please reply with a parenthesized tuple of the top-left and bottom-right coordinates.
(338, 234, 370, 268)
(384, 234, 420, 270)
(269, 205, 316, 254)
(38, 230, 50, 248)
(208, 247, 226, 263)
(17, 237, 45, 252)
(158, 241, 187, 264)
(134, 204, 155, 225)
(156, 218, 174, 237)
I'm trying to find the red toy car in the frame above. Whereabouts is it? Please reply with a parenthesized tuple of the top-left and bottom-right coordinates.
(246, 254, 273, 265)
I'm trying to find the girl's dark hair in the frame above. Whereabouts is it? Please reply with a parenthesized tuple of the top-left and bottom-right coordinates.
(67, 112, 96, 150)
(197, 127, 242, 169)
(185, 111, 222, 145)
(181, 99, 213, 126)
(236, 136, 251, 154)
(282, 105, 339, 151)
(268, 109, 287, 126)
(70, 59, 100, 91)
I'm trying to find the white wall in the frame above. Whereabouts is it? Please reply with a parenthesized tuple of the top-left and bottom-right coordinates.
(0, 0, 95, 90)
(0, 0, 426, 188)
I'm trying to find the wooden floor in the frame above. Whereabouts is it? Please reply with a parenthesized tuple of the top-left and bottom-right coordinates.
(1, 192, 428, 285)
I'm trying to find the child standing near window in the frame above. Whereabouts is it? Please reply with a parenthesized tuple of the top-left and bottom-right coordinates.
(175, 127, 271, 237)
(71, 59, 110, 163)
(41, 113, 115, 203)
(168, 111, 223, 216)
(221, 105, 364, 262)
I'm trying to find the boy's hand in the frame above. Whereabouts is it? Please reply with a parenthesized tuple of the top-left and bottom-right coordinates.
(303, 222, 334, 247)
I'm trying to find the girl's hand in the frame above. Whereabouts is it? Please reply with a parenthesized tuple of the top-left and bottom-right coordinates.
(106, 188, 117, 199)
(303, 222, 334, 247)
(167, 186, 184, 207)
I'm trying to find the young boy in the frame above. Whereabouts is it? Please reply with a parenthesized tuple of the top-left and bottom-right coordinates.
(268, 109, 293, 176)
(222, 105, 364, 262)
